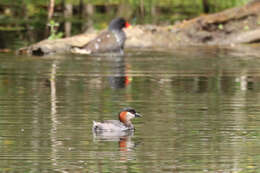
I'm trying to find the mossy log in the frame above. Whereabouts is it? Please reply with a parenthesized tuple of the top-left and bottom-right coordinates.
(18, 0, 260, 56)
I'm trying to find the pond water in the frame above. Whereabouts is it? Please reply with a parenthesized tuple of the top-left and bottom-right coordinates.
(0, 47, 259, 173)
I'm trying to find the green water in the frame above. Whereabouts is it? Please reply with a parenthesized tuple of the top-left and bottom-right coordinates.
(0, 47, 259, 172)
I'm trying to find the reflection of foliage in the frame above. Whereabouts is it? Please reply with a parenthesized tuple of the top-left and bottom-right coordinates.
(48, 20, 63, 40)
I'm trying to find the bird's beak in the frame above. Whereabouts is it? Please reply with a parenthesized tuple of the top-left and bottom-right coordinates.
(135, 113, 142, 118)
(125, 22, 131, 28)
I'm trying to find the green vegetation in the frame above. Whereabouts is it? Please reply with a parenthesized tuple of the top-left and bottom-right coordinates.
(218, 24, 224, 30)
(48, 20, 63, 40)
(0, 0, 250, 48)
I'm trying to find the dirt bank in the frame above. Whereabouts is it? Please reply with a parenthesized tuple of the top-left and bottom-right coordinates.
(18, 0, 260, 56)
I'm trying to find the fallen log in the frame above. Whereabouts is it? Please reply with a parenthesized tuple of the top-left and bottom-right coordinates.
(17, 0, 260, 56)
(174, 0, 260, 45)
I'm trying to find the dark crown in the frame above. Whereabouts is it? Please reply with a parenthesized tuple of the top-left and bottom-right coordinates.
(109, 17, 127, 31)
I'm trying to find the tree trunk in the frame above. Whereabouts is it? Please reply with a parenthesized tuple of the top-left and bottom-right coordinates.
(18, 1, 260, 56)
(64, 3, 73, 37)
(202, 0, 210, 13)
(140, 0, 144, 17)
(82, 4, 95, 32)
(151, 2, 157, 24)
(45, 0, 55, 37)
(117, 1, 132, 19)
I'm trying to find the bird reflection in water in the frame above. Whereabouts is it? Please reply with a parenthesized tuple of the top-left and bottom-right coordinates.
(107, 55, 132, 89)
(93, 130, 137, 161)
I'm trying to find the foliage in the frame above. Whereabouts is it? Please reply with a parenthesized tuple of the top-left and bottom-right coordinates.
(0, 0, 251, 48)
(48, 20, 63, 40)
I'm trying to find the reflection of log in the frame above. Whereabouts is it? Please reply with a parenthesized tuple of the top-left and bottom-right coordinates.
(17, 1, 260, 56)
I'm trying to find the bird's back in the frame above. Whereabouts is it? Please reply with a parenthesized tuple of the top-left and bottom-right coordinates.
(82, 30, 125, 54)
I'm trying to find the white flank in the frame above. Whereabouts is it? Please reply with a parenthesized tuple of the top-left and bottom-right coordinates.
(95, 43, 99, 50)
(71, 47, 91, 54)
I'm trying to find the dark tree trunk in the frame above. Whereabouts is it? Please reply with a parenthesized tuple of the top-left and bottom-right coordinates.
(202, 0, 210, 13)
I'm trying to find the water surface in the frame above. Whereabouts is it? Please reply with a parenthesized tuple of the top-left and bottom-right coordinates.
(0, 47, 260, 172)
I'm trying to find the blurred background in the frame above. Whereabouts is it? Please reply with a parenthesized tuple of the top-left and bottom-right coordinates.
(0, 0, 250, 50)
(1, 1, 260, 173)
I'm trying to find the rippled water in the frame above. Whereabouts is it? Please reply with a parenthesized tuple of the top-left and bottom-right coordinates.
(0, 47, 260, 172)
